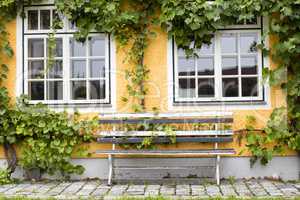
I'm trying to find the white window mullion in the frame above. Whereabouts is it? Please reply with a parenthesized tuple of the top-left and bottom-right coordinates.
(195, 57, 198, 99)
(105, 36, 110, 102)
(63, 35, 69, 103)
(86, 40, 90, 100)
(238, 33, 242, 97)
(43, 37, 47, 101)
(215, 33, 222, 101)
(174, 43, 179, 100)
(24, 37, 29, 96)
(257, 33, 263, 99)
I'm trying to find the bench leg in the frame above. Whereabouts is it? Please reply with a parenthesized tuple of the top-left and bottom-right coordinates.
(108, 154, 113, 186)
(216, 155, 220, 185)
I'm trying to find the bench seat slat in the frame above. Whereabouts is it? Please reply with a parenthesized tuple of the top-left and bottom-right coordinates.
(96, 149, 236, 155)
(98, 136, 233, 144)
(97, 130, 233, 137)
(99, 112, 233, 119)
(98, 118, 233, 125)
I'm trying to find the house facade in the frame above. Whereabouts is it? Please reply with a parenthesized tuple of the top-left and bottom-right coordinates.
(1, 1, 299, 180)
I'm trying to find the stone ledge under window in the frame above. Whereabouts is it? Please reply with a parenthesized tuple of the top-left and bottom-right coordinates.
(173, 101, 267, 107)
(47, 103, 112, 109)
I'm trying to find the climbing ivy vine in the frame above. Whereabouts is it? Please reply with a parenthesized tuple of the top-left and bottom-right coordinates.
(55, 0, 159, 112)
(0, 0, 299, 174)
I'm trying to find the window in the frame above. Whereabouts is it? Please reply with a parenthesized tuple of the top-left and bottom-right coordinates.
(23, 6, 111, 104)
(174, 19, 263, 103)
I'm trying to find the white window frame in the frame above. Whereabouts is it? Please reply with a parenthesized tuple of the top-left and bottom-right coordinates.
(173, 23, 264, 103)
(22, 5, 112, 105)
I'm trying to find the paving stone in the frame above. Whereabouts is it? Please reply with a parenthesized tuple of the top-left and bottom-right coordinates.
(144, 185, 160, 196)
(37, 182, 59, 194)
(191, 185, 206, 196)
(90, 184, 111, 197)
(246, 180, 268, 196)
(60, 181, 86, 195)
(175, 184, 190, 196)
(108, 185, 127, 196)
(16, 183, 44, 195)
(4, 183, 31, 195)
(0, 184, 16, 193)
(46, 182, 73, 196)
(76, 181, 99, 196)
(125, 185, 145, 195)
(160, 185, 175, 196)
(294, 183, 300, 191)
(233, 181, 252, 196)
(205, 185, 221, 196)
(92, 188, 110, 196)
(259, 180, 283, 196)
(278, 184, 300, 196)
(220, 184, 237, 196)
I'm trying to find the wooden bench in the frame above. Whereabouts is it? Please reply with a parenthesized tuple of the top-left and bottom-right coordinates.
(96, 112, 235, 185)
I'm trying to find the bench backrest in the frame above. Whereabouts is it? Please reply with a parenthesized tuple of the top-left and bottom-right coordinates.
(98, 112, 233, 140)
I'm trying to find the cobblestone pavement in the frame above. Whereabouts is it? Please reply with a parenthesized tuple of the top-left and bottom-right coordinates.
(0, 179, 299, 199)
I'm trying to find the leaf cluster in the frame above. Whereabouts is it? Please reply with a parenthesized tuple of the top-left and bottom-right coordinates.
(0, 96, 98, 178)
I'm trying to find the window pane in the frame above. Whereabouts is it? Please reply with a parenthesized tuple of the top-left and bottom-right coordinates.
(89, 37, 105, 57)
(28, 39, 44, 58)
(90, 80, 105, 99)
(71, 60, 86, 78)
(222, 78, 239, 97)
(90, 59, 105, 78)
(52, 10, 63, 29)
(71, 81, 86, 100)
(47, 60, 63, 79)
(198, 42, 214, 54)
(222, 57, 238, 75)
(178, 48, 187, 57)
(47, 38, 63, 57)
(197, 57, 214, 75)
(242, 77, 258, 97)
(241, 56, 257, 75)
(198, 78, 214, 97)
(29, 81, 44, 100)
(47, 81, 63, 100)
(221, 33, 237, 53)
(28, 10, 38, 30)
(28, 60, 44, 79)
(70, 39, 86, 57)
(178, 78, 196, 98)
(40, 10, 50, 30)
(178, 57, 195, 76)
(240, 33, 258, 53)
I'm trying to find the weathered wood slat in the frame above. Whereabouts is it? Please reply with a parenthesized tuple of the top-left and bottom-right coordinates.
(96, 149, 236, 155)
(114, 166, 213, 170)
(98, 118, 233, 124)
(97, 136, 233, 144)
(99, 112, 233, 119)
(97, 130, 233, 137)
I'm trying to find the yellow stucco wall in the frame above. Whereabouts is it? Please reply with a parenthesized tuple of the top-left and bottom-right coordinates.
(2, 20, 17, 103)
(1, 19, 295, 159)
